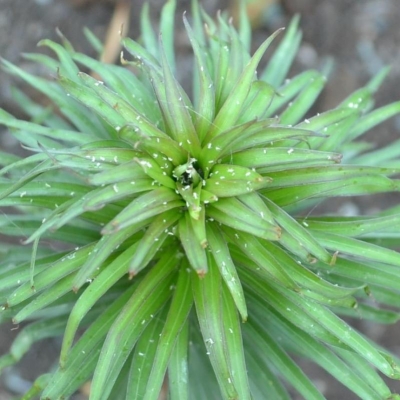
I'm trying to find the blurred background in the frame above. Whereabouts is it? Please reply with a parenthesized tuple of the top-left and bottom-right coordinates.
(0, 0, 399, 398)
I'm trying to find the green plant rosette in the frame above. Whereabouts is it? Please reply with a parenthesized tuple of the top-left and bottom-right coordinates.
(1, 1, 400, 399)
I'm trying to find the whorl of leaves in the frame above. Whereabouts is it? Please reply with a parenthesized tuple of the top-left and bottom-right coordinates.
(1, 1, 400, 399)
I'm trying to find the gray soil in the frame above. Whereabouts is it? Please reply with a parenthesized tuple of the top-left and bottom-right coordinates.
(0, 0, 399, 399)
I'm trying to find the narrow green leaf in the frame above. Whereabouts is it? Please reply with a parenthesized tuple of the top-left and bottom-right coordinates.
(142, 263, 193, 400)
(206, 222, 247, 321)
(60, 243, 147, 365)
(89, 255, 178, 400)
(261, 15, 302, 88)
(264, 196, 333, 264)
(239, 268, 351, 348)
(266, 70, 320, 116)
(127, 305, 168, 400)
(43, 285, 137, 399)
(265, 165, 399, 188)
(0, 109, 94, 145)
(348, 101, 400, 141)
(158, 39, 201, 159)
(271, 282, 399, 377)
(305, 213, 400, 237)
(20, 374, 51, 400)
(205, 28, 284, 142)
(248, 295, 386, 400)
(12, 274, 78, 323)
(101, 187, 183, 234)
(279, 73, 326, 125)
(262, 241, 362, 300)
(227, 230, 299, 290)
(83, 27, 103, 54)
(228, 147, 341, 170)
(192, 258, 238, 399)
(183, 14, 215, 140)
(38, 39, 79, 80)
(265, 175, 400, 207)
(168, 318, 189, 400)
(220, 277, 252, 400)
(207, 197, 281, 241)
(71, 222, 147, 291)
(160, 0, 177, 73)
(122, 37, 161, 72)
(7, 244, 95, 307)
(245, 320, 325, 400)
(119, 125, 187, 165)
(179, 212, 208, 276)
(237, 81, 275, 124)
(313, 232, 400, 268)
(237, 0, 251, 51)
(140, 2, 158, 58)
(128, 211, 180, 276)
(72, 53, 156, 117)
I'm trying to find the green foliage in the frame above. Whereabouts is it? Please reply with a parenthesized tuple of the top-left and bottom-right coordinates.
(1, 0, 400, 398)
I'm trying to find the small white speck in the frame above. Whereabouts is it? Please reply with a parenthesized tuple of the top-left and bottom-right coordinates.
(304, 119, 310, 124)
(287, 148, 294, 154)
(113, 184, 119, 193)
(140, 160, 152, 168)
